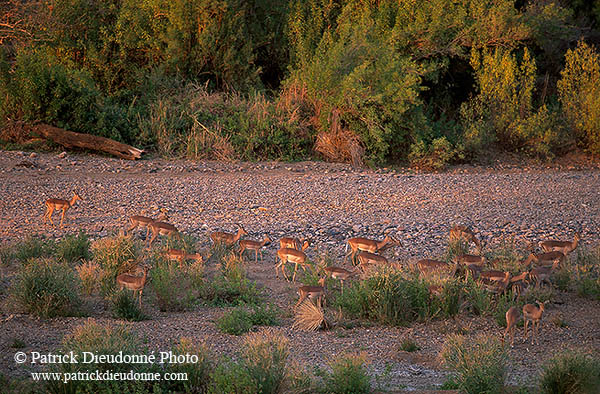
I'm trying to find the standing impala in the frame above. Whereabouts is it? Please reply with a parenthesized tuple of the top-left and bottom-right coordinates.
(322, 265, 358, 293)
(356, 251, 388, 273)
(504, 306, 520, 347)
(522, 251, 566, 268)
(295, 278, 326, 308)
(539, 233, 581, 256)
(279, 237, 310, 251)
(116, 265, 150, 308)
(239, 235, 272, 262)
(523, 301, 546, 345)
(43, 191, 83, 227)
(126, 211, 169, 237)
(210, 225, 248, 246)
(345, 235, 401, 264)
(276, 248, 310, 282)
(148, 221, 180, 247)
(416, 259, 458, 278)
(449, 225, 482, 252)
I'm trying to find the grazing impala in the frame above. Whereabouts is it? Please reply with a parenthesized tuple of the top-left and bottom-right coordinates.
(523, 251, 566, 268)
(416, 259, 458, 277)
(322, 265, 357, 293)
(43, 191, 83, 227)
(529, 260, 560, 287)
(239, 235, 272, 262)
(345, 235, 401, 264)
(482, 272, 511, 295)
(276, 248, 309, 282)
(116, 265, 150, 307)
(280, 237, 311, 251)
(210, 226, 248, 246)
(295, 278, 326, 308)
(504, 306, 520, 347)
(479, 270, 511, 283)
(449, 225, 482, 252)
(126, 211, 168, 237)
(148, 221, 180, 247)
(164, 249, 203, 264)
(510, 271, 530, 299)
(523, 301, 546, 345)
(539, 233, 581, 255)
(356, 251, 388, 273)
(453, 254, 486, 267)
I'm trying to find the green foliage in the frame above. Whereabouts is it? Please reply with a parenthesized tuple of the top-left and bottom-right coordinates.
(440, 334, 507, 394)
(111, 289, 148, 321)
(199, 252, 260, 306)
(55, 232, 90, 264)
(319, 354, 371, 394)
(399, 338, 420, 353)
(539, 351, 600, 394)
(409, 136, 463, 171)
(92, 236, 140, 296)
(151, 259, 200, 311)
(558, 40, 600, 154)
(216, 304, 280, 335)
(12, 236, 56, 265)
(10, 258, 82, 318)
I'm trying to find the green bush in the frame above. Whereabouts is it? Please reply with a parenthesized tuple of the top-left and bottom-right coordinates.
(440, 334, 507, 394)
(573, 247, 600, 300)
(200, 252, 260, 306)
(13, 236, 56, 264)
(55, 231, 90, 264)
(539, 351, 600, 394)
(111, 289, 148, 322)
(151, 260, 197, 311)
(320, 354, 371, 394)
(92, 236, 140, 296)
(399, 338, 420, 352)
(217, 305, 279, 335)
(11, 258, 81, 318)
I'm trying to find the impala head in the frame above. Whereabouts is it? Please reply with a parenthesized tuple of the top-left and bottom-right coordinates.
(318, 277, 326, 287)
(237, 224, 248, 236)
(574, 233, 581, 242)
(536, 300, 546, 312)
(73, 191, 83, 201)
(264, 234, 272, 245)
(157, 211, 169, 221)
(526, 241, 539, 252)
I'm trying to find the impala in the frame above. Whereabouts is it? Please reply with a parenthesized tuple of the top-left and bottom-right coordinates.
(322, 266, 357, 293)
(295, 278, 326, 308)
(239, 235, 272, 262)
(276, 248, 309, 282)
(356, 251, 388, 273)
(164, 249, 203, 263)
(345, 235, 401, 264)
(416, 259, 458, 277)
(210, 226, 248, 246)
(453, 254, 486, 266)
(148, 221, 180, 247)
(522, 251, 566, 268)
(482, 272, 511, 295)
(523, 301, 546, 345)
(43, 191, 83, 227)
(116, 265, 150, 307)
(529, 260, 560, 287)
(279, 237, 311, 251)
(126, 211, 168, 237)
(509, 271, 530, 299)
(479, 270, 510, 283)
(449, 225, 482, 252)
(539, 233, 581, 255)
(504, 306, 520, 347)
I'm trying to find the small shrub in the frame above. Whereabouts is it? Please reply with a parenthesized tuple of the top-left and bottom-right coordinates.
(399, 338, 420, 352)
(10, 338, 26, 349)
(242, 330, 289, 394)
(163, 338, 214, 394)
(210, 361, 256, 394)
(217, 305, 280, 335)
(409, 136, 461, 171)
(111, 289, 148, 321)
(92, 236, 140, 296)
(573, 247, 600, 300)
(445, 238, 469, 262)
(293, 299, 327, 331)
(11, 258, 81, 318)
(55, 232, 90, 264)
(151, 260, 197, 311)
(539, 351, 600, 394)
(440, 334, 507, 394)
(13, 236, 55, 264)
(200, 252, 260, 306)
(76, 260, 100, 296)
(320, 354, 371, 394)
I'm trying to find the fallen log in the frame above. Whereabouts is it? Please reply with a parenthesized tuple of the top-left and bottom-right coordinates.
(32, 123, 144, 160)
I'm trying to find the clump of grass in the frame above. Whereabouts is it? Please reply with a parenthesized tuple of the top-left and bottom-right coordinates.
(440, 334, 507, 394)
(92, 236, 140, 296)
(319, 353, 371, 394)
(151, 260, 198, 311)
(445, 239, 469, 261)
(292, 299, 327, 331)
(76, 260, 100, 295)
(111, 289, 148, 321)
(163, 338, 214, 394)
(10, 338, 26, 349)
(399, 338, 420, 352)
(200, 251, 260, 305)
(538, 351, 600, 394)
(210, 330, 289, 394)
(573, 247, 600, 300)
(55, 231, 90, 264)
(10, 258, 81, 318)
(13, 236, 55, 264)
(217, 304, 279, 335)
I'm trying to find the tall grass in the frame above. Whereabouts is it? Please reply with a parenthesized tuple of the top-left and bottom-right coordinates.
(151, 259, 201, 311)
(538, 351, 600, 394)
(440, 334, 507, 394)
(91, 236, 140, 296)
(319, 354, 371, 394)
(55, 232, 90, 264)
(10, 258, 81, 318)
(13, 236, 55, 264)
(216, 304, 280, 335)
(200, 252, 260, 305)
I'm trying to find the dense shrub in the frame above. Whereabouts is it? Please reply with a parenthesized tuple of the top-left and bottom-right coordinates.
(91, 236, 140, 296)
(319, 354, 371, 394)
(11, 258, 81, 318)
(162, 338, 214, 394)
(151, 259, 202, 311)
(12, 236, 55, 264)
(111, 289, 148, 322)
(217, 304, 280, 335)
(558, 40, 600, 154)
(200, 252, 260, 305)
(539, 351, 600, 394)
(440, 334, 507, 394)
(76, 260, 100, 296)
(55, 232, 90, 264)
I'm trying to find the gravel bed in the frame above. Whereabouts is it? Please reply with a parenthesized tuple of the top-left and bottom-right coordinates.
(1, 150, 600, 391)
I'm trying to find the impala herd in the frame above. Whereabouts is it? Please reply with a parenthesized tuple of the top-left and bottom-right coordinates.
(44, 192, 583, 347)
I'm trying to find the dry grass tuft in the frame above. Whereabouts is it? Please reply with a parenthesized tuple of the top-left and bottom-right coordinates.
(292, 299, 328, 331)
(76, 260, 100, 295)
(314, 109, 364, 167)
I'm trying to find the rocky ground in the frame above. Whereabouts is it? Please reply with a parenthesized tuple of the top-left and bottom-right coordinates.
(1, 150, 599, 391)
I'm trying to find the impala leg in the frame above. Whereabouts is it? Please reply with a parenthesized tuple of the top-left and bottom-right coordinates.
(295, 293, 307, 309)
(524, 319, 529, 342)
(341, 280, 344, 294)
(47, 207, 55, 225)
(60, 208, 66, 227)
(255, 250, 258, 263)
(292, 263, 299, 282)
